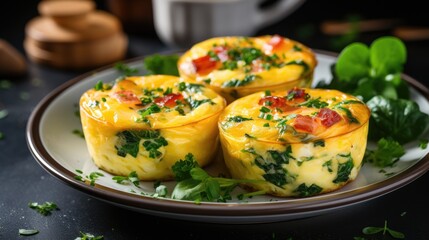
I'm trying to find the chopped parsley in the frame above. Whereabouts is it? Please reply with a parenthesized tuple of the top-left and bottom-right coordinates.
(74, 170, 104, 186)
(112, 171, 140, 187)
(171, 153, 263, 202)
(227, 116, 253, 122)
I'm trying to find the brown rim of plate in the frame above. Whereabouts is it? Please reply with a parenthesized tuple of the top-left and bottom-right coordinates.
(25, 49, 429, 218)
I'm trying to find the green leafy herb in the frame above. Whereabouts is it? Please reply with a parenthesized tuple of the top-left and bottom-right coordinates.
(362, 220, 405, 239)
(226, 116, 253, 123)
(143, 54, 180, 76)
(74, 170, 104, 186)
(419, 139, 428, 149)
(114, 62, 139, 76)
(29, 202, 58, 216)
(19, 229, 39, 236)
(0, 79, 12, 89)
(317, 36, 409, 102)
(298, 97, 328, 108)
(112, 171, 140, 187)
(364, 138, 405, 168)
(75, 231, 104, 240)
(0, 109, 8, 119)
(222, 74, 258, 88)
(93, 80, 112, 91)
(171, 153, 263, 202)
(366, 96, 429, 144)
(0, 131, 4, 140)
(72, 129, 85, 138)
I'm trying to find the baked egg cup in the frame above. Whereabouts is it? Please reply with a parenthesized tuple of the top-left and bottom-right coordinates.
(218, 87, 371, 197)
(178, 35, 317, 103)
(80, 75, 226, 181)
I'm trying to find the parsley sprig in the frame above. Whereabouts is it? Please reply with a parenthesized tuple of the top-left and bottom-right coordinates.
(171, 153, 264, 203)
(29, 201, 59, 216)
(75, 170, 104, 186)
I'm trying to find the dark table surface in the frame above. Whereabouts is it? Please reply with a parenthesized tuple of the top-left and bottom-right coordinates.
(1, 0, 429, 239)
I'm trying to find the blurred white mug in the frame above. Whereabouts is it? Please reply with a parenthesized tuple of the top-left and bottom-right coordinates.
(152, 0, 305, 48)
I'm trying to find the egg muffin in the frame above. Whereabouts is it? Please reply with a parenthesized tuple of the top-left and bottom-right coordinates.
(80, 75, 226, 180)
(218, 87, 370, 197)
(178, 35, 317, 103)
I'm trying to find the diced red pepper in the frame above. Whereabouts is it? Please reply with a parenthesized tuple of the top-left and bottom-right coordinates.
(293, 115, 315, 133)
(154, 93, 184, 108)
(258, 96, 298, 112)
(192, 55, 218, 75)
(112, 90, 141, 105)
(287, 87, 307, 102)
(316, 108, 342, 127)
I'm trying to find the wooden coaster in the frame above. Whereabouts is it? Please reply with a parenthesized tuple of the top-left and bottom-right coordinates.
(24, 0, 128, 70)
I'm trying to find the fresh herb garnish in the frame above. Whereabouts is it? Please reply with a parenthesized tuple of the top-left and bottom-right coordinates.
(171, 153, 263, 202)
(112, 171, 140, 187)
(74, 170, 104, 186)
(366, 96, 429, 145)
(19, 229, 39, 236)
(419, 139, 428, 149)
(75, 231, 104, 240)
(143, 54, 180, 76)
(29, 201, 59, 216)
(72, 129, 85, 138)
(361, 220, 405, 239)
(0, 79, 12, 89)
(222, 74, 258, 88)
(0, 109, 8, 119)
(364, 138, 405, 168)
(114, 62, 139, 76)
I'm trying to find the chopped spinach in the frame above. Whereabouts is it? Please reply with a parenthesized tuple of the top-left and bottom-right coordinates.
(333, 153, 354, 183)
(115, 130, 167, 159)
(294, 183, 323, 197)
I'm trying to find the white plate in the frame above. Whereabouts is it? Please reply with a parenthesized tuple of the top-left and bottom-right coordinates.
(26, 51, 429, 224)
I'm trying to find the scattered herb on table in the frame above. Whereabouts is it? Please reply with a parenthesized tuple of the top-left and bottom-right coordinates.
(171, 153, 264, 203)
(75, 231, 104, 240)
(29, 201, 59, 216)
(143, 54, 180, 76)
(361, 220, 405, 239)
(0, 131, 4, 140)
(0, 79, 12, 89)
(0, 109, 8, 119)
(19, 229, 39, 236)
